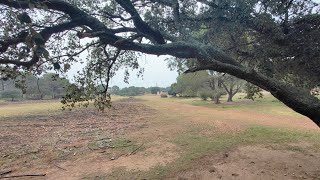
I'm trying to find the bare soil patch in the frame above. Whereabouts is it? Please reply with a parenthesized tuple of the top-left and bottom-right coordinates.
(46, 141, 179, 180)
(0, 100, 154, 178)
(172, 144, 320, 180)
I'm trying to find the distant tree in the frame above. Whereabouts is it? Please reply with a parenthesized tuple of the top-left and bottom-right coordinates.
(110, 85, 120, 95)
(244, 83, 263, 100)
(205, 75, 226, 104)
(117, 86, 145, 96)
(220, 75, 244, 102)
(1, 90, 21, 101)
(150, 87, 161, 94)
(25, 74, 43, 100)
(168, 83, 177, 97)
(0, 79, 15, 93)
(40, 73, 70, 99)
(172, 71, 209, 97)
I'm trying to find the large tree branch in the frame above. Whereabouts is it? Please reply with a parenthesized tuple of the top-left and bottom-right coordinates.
(115, 0, 166, 44)
(0, 19, 81, 68)
(186, 60, 320, 127)
(0, 0, 85, 18)
(221, 81, 230, 94)
(0, 31, 28, 53)
(0, 56, 39, 68)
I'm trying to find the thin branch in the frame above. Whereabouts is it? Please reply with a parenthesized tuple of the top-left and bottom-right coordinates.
(51, 42, 99, 60)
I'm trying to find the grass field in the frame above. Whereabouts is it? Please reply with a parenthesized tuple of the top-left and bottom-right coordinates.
(0, 94, 319, 179)
(165, 93, 304, 118)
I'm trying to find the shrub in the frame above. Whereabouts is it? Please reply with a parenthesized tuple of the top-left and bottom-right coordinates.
(160, 94, 168, 98)
(198, 91, 210, 101)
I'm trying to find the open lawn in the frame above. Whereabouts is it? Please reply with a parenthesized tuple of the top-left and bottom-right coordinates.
(0, 94, 319, 179)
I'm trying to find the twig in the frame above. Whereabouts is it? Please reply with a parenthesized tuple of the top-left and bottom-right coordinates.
(54, 164, 67, 171)
(0, 170, 13, 176)
(0, 174, 46, 179)
(128, 143, 144, 156)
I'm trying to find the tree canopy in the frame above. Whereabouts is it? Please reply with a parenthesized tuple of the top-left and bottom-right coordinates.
(0, 0, 320, 126)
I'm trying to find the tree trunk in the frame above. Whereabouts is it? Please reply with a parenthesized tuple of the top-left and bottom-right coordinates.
(227, 93, 233, 102)
(251, 77, 320, 127)
(213, 95, 221, 104)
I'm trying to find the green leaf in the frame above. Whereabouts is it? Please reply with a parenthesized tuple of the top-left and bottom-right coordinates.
(35, 47, 45, 57)
(18, 12, 32, 24)
(33, 33, 45, 45)
(53, 62, 61, 70)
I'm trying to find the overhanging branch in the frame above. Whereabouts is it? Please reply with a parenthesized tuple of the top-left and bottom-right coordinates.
(115, 0, 166, 44)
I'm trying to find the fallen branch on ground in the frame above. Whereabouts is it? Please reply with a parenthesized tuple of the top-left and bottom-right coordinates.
(54, 164, 67, 171)
(0, 170, 13, 176)
(0, 174, 46, 179)
(128, 143, 144, 156)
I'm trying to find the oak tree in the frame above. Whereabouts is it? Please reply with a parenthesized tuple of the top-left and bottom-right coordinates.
(0, 0, 320, 126)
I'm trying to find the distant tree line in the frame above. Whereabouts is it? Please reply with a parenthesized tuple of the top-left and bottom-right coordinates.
(0, 73, 70, 101)
(169, 71, 263, 104)
(109, 85, 171, 97)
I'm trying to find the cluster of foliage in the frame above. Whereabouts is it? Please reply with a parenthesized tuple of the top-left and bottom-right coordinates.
(0, 73, 70, 101)
(244, 83, 264, 100)
(171, 71, 209, 97)
(0, 0, 320, 125)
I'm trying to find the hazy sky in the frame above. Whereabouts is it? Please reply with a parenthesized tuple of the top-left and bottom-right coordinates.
(109, 55, 178, 88)
(66, 54, 178, 88)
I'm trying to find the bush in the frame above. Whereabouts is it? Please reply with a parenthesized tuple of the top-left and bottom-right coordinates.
(198, 91, 211, 101)
(160, 94, 168, 98)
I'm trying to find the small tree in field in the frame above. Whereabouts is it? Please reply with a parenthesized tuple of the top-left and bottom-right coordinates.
(220, 75, 244, 102)
(1, 90, 21, 101)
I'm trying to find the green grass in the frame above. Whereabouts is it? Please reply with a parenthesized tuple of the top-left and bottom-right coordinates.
(166, 93, 303, 118)
(0, 95, 126, 119)
(146, 126, 320, 179)
(106, 125, 320, 179)
(0, 101, 64, 118)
